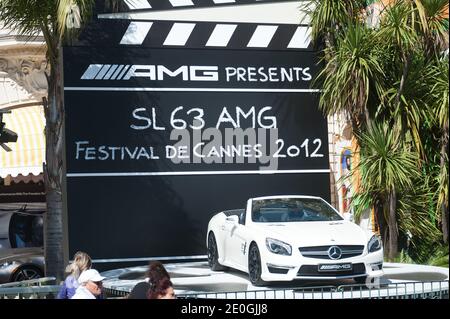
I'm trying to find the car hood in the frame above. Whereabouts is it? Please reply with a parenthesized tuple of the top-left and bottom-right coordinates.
(0, 247, 44, 263)
(253, 221, 367, 247)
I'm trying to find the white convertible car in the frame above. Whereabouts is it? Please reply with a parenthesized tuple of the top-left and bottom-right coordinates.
(206, 196, 383, 286)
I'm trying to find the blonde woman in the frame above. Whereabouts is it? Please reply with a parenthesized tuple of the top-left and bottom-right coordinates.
(57, 251, 92, 299)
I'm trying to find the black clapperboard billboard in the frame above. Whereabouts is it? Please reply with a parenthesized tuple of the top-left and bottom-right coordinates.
(63, 0, 330, 262)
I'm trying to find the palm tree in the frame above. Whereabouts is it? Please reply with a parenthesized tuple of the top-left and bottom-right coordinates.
(0, 0, 95, 281)
(304, 0, 366, 48)
(315, 23, 385, 134)
(420, 0, 449, 59)
(377, 1, 423, 155)
(376, 0, 449, 246)
(418, 0, 449, 245)
(307, 0, 381, 135)
(384, 0, 449, 245)
(427, 57, 449, 243)
(309, 0, 448, 260)
(355, 122, 421, 259)
(377, 0, 449, 157)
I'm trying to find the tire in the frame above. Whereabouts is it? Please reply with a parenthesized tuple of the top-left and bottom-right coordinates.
(248, 244, 265, 286)
(207, 232, 226, 271)
(11, 265, 44, 282)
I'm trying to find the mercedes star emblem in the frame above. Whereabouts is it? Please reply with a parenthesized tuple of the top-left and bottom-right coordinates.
(328, 246, 342, 260)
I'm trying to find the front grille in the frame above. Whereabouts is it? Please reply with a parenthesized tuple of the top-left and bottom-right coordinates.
(297, 263, 366, 277)
(299, 245, 364, 260)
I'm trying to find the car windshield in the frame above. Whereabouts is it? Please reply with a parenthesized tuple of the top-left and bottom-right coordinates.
(251, 198, 343, 223)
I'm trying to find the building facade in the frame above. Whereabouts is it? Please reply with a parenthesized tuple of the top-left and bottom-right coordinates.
(0, 25, 46, 203)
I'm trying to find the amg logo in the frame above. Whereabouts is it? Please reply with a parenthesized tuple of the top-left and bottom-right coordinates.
(319, 264, 352, 271)
(81, 64, 219, 81)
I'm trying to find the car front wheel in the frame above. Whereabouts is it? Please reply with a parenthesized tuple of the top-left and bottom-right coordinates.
(11, 266, 43, 282)
(248, 244, 265, 286)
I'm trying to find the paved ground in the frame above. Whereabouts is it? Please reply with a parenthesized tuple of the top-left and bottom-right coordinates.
(101, 261, 449, 296)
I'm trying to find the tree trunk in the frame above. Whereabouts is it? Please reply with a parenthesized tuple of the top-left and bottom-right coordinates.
(395, 53, 410, 109)
(395, 53, 411, 143)
(441, 202, 448, 244)
(374, 200, 386, 240)
(375, 199, 388, 252)
(363, 105, 372, 132)
(43, 44, 65, 282)
(387, 189, 399, 260)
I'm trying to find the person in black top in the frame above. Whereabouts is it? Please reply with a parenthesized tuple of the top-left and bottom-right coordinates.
(128, 261, 170, 299)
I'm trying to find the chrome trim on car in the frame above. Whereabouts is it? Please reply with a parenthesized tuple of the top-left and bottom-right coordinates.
(299, 245, 365, 260)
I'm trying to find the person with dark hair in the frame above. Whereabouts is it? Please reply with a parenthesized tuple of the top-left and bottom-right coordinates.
(128, 281, 151, 299)
(147, 277, 175, 299)
(128, 261, 170, 299)
(147, 261, 169, 282)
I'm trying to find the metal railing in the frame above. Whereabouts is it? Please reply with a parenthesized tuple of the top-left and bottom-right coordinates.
(103, 287, 130, 299)
(2, 279, 448, 299)
(0, 277, 60, 299)
(335, 281, 449, 299)
(175, 281, 449, 300)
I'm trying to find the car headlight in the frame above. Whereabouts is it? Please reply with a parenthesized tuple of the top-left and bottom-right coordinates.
(266, 238, 292, 256)
(368, 235, 382, 253)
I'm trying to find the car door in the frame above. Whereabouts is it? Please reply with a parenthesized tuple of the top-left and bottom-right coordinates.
(229, 225, 251, 269)
(223, 214, 248, 268)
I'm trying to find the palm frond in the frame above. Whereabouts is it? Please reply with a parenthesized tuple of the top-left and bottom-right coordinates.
(56, 0, 93, 40)
(421, 0, 450, 54)
(304, 0, 366, 43)
(351, 190, 377, 223)
(379, 1, 419, 52)
(0, 0, 53, 37)
(356, 122, 421, 192)
(317, 24, 384, 128)
(396, 173, 441, 249)
(0, 0, 94, 44)
(428, 56, 449, 130)
(425, 56, 449, 208)
(378, 53, 436, 157)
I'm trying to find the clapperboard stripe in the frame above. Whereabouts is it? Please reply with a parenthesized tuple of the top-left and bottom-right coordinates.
(288, 26, 311, 49)
(121, 0, 294, 12)
(247, 25, 278, 48)
(120, 21, 153, 45)
(123, 0, 152, 10)
(97, 0, 312, 50)
(205, 24, 237, 47)
(163, 23, 197, 46)
(119, 21, 311, 49)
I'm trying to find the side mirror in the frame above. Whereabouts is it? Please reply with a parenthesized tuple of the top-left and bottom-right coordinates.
(226, 215, 239, 224)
